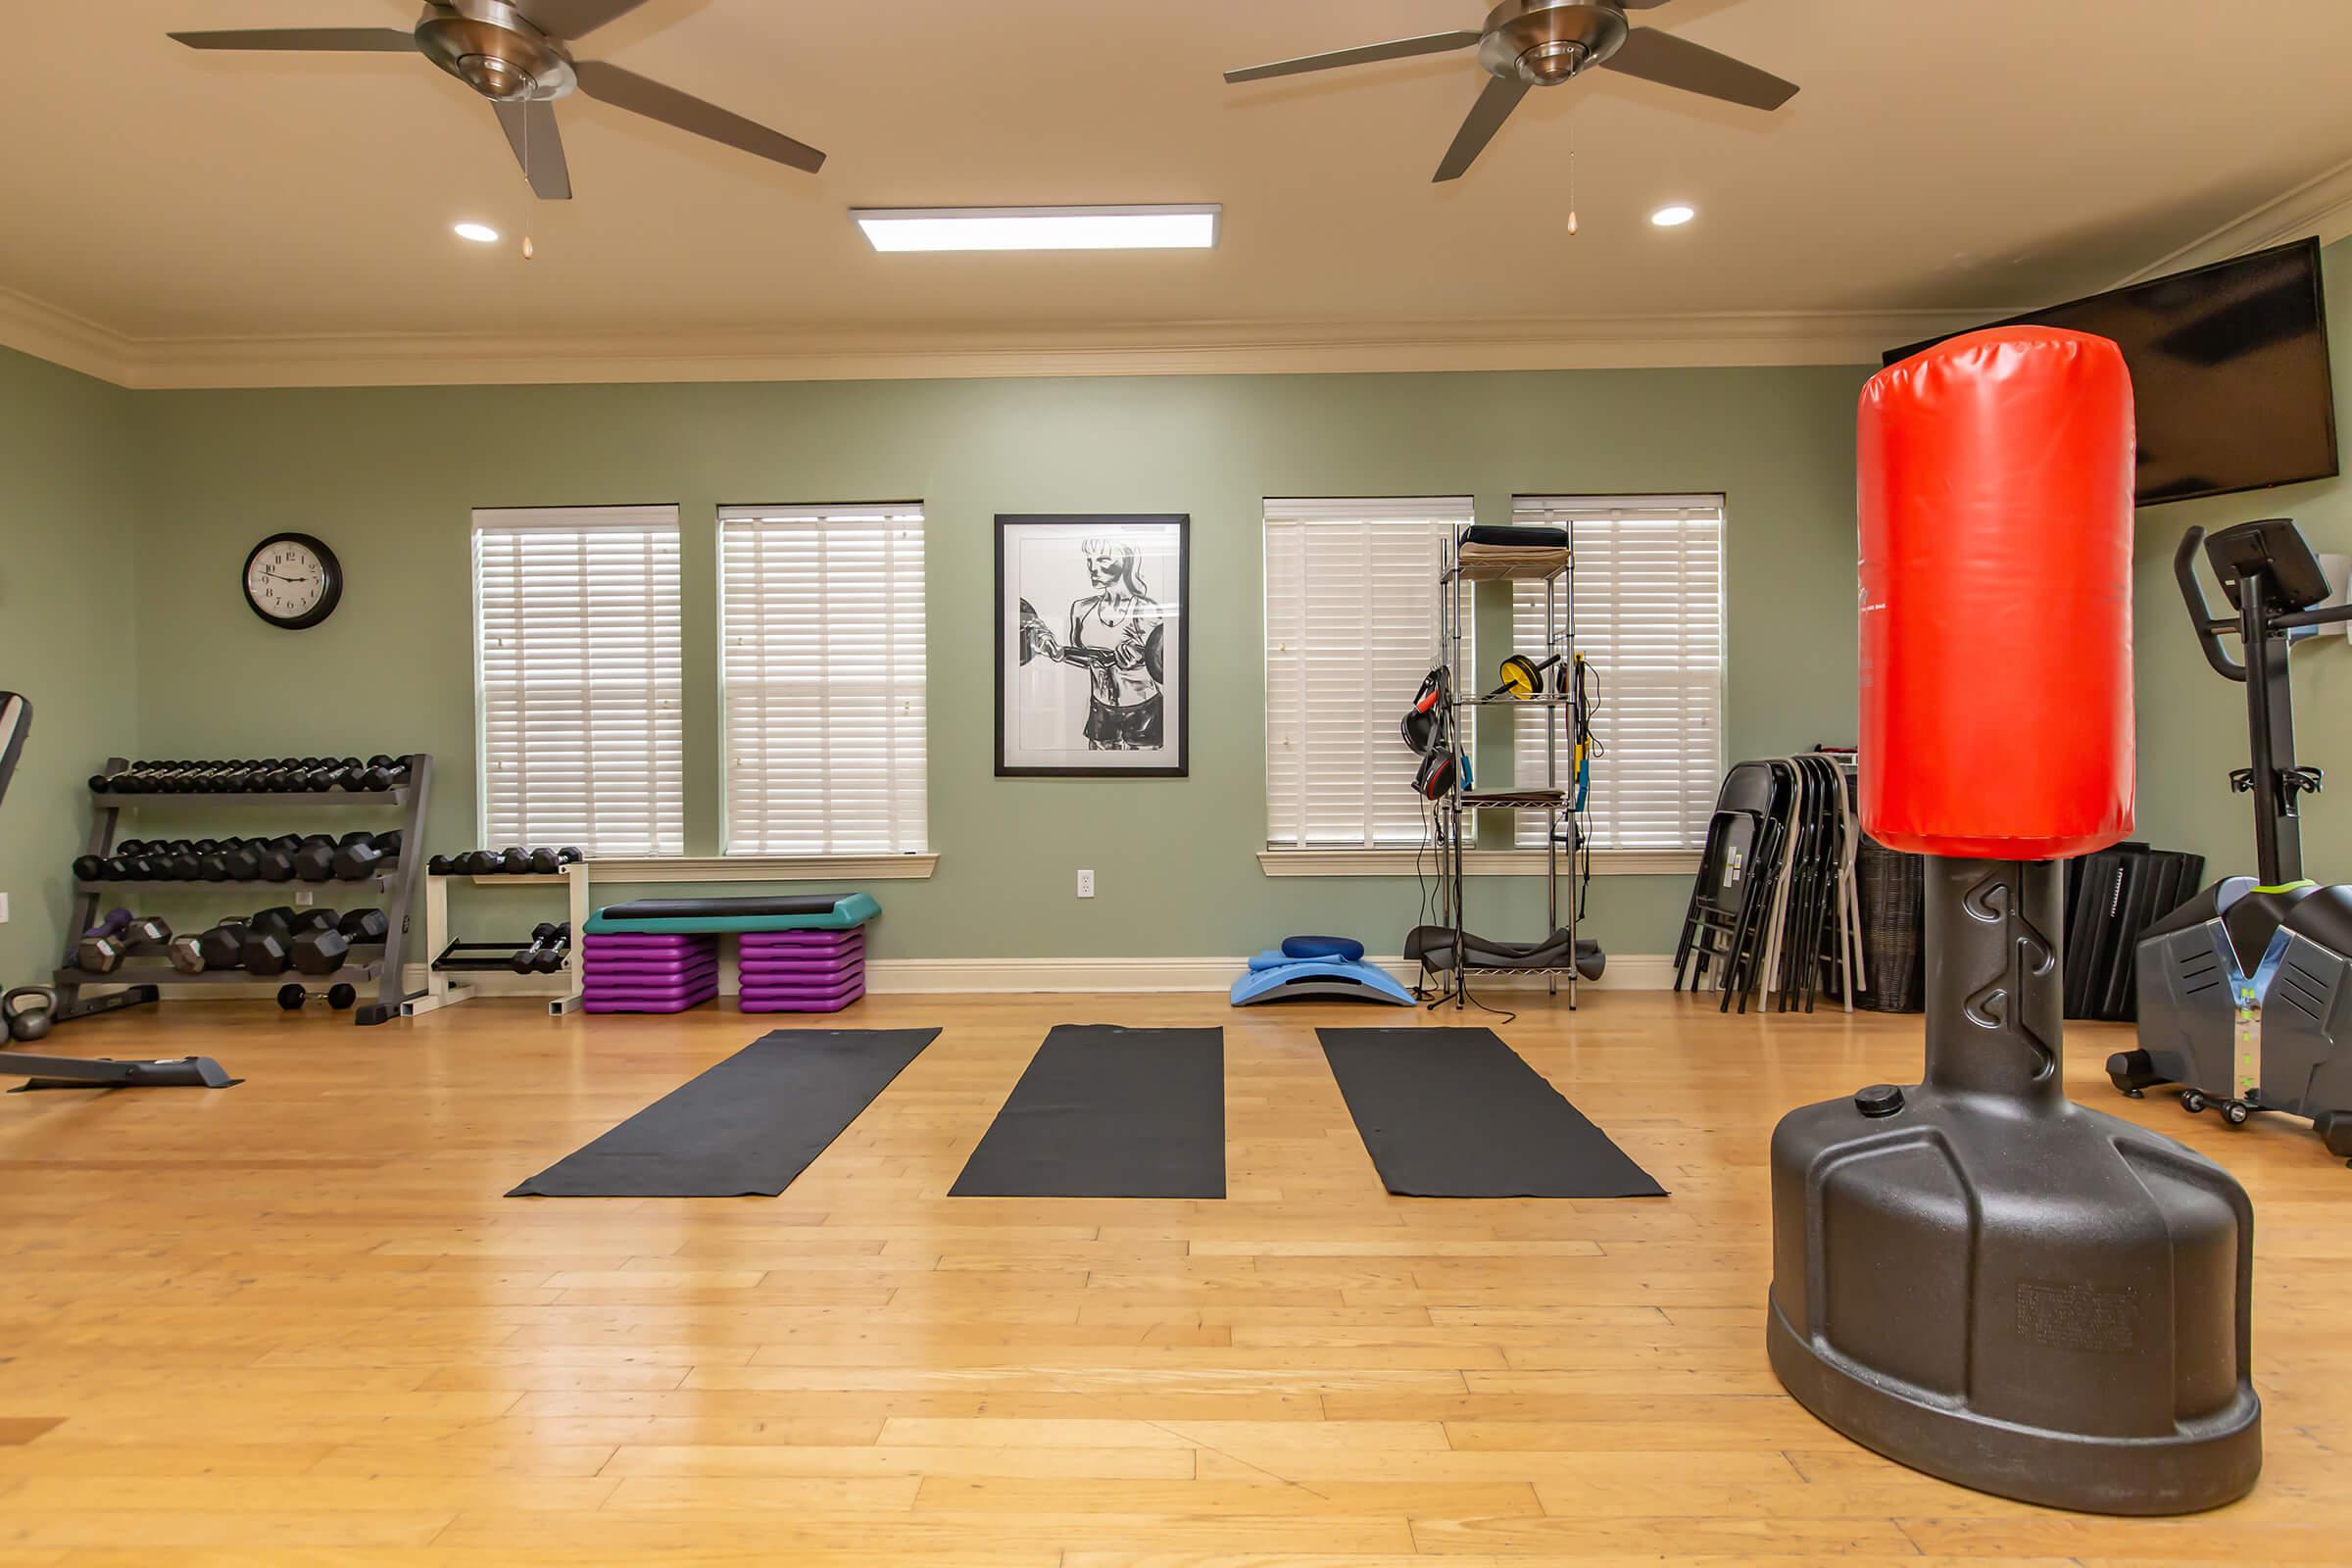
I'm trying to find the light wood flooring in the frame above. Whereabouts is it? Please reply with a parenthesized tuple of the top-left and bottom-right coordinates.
(0, 989, 2346, 1565)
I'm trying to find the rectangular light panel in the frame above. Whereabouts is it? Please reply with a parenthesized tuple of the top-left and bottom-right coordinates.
(853, 205, 1221, 253)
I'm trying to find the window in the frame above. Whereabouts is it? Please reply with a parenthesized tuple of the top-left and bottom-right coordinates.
(1264, 498, 1472, 848)
(1513, 496, 1724, 851)
(472, 506, 684, 856)
(719, 505, 928, 856)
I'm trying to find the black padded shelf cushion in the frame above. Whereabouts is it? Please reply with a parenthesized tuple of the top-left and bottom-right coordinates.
(593, 895, 854, 920)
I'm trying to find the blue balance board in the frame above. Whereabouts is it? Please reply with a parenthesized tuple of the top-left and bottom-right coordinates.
(1231, 952, 1414, 1007)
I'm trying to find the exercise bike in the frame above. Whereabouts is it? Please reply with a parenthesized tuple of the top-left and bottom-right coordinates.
(2108, 518, 2352, 1161)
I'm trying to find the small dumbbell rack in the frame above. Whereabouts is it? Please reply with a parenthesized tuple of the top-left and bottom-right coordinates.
(1432, 530, 1583, 1007)
(56, 755, 434, 1027)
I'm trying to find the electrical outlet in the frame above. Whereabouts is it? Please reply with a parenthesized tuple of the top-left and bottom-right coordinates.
(0, 893, 10, 923)
(1077, 869, 1096, 899)
(294, 890, 315, 906)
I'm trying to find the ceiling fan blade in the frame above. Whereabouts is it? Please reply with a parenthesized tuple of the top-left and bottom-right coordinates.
(510, 0, 654, 42)
(1224, 30, 1480, 85)
(169, 27, 416, 53)
(1600, 26, 1798, 111)
(1433, 74, 1529, 182)
(572, 60, 825, 173)
(493, 99, 573, 200)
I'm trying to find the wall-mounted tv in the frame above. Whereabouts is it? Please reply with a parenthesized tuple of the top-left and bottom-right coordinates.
(1887, 237, 2339, 507)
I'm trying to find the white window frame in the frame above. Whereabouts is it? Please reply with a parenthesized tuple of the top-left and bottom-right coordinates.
(718, 503, 930, 858)
(1514, 494, 1724, 858)
(1261, 497, 1471, 853)
(471, 505, 685, 858)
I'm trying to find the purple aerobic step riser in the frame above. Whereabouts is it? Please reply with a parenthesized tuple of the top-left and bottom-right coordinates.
(737, 955, 866, 979)
(584, 954, 726, 978)
(585, 957, 719, 988)
(583, 933, 720, 955)
(739, 981, 865, 1013)
(738, 931, 864, 956)
(581, 982, 720, 1013)
(738, 973, 866, 1001)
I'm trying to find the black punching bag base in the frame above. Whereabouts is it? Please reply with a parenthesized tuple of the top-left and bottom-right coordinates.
(1767, 858, 2261, 1516)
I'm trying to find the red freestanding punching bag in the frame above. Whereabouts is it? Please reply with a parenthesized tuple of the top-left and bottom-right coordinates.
(1858, 325, 2135, 858)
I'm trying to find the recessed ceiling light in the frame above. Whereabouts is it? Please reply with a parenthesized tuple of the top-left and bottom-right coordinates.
(453, 221, 501, 244)
(853, 205, 1220, 253)
(1649, 204, 1696, 228)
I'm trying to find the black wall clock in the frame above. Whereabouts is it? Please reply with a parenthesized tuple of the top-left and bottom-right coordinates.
(243, 532, 344, 630)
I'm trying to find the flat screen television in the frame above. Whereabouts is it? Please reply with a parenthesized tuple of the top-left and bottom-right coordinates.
(1886, 237, 2338, 507)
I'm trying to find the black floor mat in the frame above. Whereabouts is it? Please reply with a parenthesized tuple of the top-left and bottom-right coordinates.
(1318, 1027, 1666, 1198)
(950, 1024, 1224, 1199)
(509, 1028, 940, 1198)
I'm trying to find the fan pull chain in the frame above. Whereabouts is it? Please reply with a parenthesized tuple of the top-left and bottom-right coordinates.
(1565, 120, 1579, 235)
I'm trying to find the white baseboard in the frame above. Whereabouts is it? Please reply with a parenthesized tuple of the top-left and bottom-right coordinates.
(89, 953, 1681, 1004)
(858, 954, 1679, 995)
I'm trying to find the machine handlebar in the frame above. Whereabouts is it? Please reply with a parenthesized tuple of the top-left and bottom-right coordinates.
(2174, 527, 2247, 683)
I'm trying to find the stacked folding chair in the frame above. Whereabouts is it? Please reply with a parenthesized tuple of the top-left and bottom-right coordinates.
(1755, 752, 1866, 1013)
(1675, 753, 1867, 1014)
(1672, 760, 1791, 1012)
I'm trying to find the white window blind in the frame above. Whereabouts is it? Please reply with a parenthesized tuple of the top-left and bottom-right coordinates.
(473, 506, 684, 856)
(1513, 496, 1725, 851)
(1264, 498, 1471, 848)
(720, 505, 928, 856)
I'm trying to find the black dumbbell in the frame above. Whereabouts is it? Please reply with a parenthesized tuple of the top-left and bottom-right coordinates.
(242, 907, 336, 975)
(333, 830, 402, 880)
(510, 920, 564, 973)
(293, 907, 388, 975)
(191, 917, 254, 971)
(514, 920, 572, 974)
(78, 911, 170, 974)
(168, 917, 231, 973)
(253, 834, 307, 882)
(292, 834, 346, 882)
(277, 981, 360, 1011)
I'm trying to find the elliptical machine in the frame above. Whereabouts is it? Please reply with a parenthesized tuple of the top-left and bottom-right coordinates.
(2108, 518, 2352, 1160)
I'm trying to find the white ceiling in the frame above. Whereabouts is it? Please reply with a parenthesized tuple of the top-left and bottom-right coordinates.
(4, 0, 2352, 382)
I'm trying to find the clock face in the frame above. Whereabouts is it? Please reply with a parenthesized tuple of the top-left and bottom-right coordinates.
(243, 533, 343, 630)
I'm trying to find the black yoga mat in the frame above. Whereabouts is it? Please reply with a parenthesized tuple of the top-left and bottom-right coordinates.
(510, 1028, 939, 1198)
(1319, 1027, 1666, 1199)
(950, 1024, 1224, 1199)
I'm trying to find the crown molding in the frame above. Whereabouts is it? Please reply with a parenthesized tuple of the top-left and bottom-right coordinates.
(0, 285, 133, 386)
(0, 302, 1984, 391)
(2117, 155, 2352, 285)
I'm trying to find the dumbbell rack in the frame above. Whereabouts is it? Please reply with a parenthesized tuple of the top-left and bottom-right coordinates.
(55, 754, 434, 1027)
(409, 860, 590, 1018)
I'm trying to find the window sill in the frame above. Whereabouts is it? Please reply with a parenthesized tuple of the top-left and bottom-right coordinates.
(584, 854, 939, 882)
(1256, 847, 1698, 878)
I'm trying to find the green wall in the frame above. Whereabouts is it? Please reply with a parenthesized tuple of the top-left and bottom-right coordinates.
(2133, 234, 2352, 878)
(114, 364, 1867, 961)
(0, 348, 140, 980)
(13, 231, 2344, 977)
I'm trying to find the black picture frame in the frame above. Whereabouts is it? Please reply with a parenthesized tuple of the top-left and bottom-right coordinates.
(995, 514, 1190, 778)
(241, 531, 344, 631)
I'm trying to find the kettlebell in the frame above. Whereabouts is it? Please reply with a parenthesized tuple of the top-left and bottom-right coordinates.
(3, 986, 56, 1043)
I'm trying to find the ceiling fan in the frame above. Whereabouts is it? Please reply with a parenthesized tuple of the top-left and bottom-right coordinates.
(1224, 0, 1797, 183)
(169, 0, 823, 201)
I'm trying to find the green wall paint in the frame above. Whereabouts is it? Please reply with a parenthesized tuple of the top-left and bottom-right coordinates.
(2132, 234, 2352, 880)
(117, 363, 1867, 961)
(14, 233, 2345, 977)
(0, 347, 139, 980)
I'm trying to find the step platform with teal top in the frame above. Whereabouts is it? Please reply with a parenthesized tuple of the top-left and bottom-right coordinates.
(1231, 935, 1414, 1007)
(584, 892, 881, 935)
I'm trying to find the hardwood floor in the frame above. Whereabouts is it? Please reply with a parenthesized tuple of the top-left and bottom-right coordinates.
(0, 989, 2346, 1564)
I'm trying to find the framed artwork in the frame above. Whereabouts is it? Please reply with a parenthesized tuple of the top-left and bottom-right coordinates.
(995, 514, 1189, 778)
